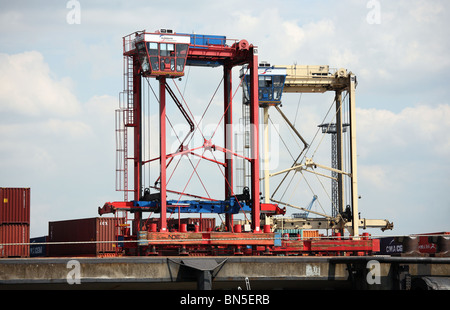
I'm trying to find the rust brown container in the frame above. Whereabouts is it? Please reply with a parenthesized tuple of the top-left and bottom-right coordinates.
(0, 223, 30, 258)
(48, 217, 125, 257)
(0, 188, 31, 224)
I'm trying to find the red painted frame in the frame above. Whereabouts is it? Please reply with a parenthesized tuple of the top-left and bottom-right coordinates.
(114, 32, 263, 237)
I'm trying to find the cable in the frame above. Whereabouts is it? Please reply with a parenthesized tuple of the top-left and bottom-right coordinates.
(144, 78, 211, 201)
(293, 93, 302, 126)
(210, 67, 247, 140)
(268, 115, 295, 162)
(271, 96, 336, 202)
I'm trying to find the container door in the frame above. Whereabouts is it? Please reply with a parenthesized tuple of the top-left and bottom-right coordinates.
(96, 217, 124, 254)
(0, 188, 30, 224)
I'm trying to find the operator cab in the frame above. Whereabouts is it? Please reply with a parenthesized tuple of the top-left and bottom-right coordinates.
(241, 62, 287, 107)
(133, 29, 190, 78)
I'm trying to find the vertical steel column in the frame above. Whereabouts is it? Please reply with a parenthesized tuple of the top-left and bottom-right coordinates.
(249, 48, 261, 232)
(159, 76, 167, 232)
(348, 74, 359, 237)
(263, 107, 270, 204)
(335, 90, 345, 224)
(132, 57, 142, 232)
(224, 63, 233, 232)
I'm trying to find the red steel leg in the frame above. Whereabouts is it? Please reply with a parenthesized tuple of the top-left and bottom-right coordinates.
(224, 63, 233, 232)
(133, 57, 142, 232)
(159, 76, 167, 232)
(249, 48, 260, 232)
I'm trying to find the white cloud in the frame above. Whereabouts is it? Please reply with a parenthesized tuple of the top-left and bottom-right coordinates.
(227, 9, 337, 64)
(409, 0, 445, 23)
(356, 103, 450, 234)
(357, 104, 450, 159)
(0, 50, 116, 236)
(0, 51, 81, 117)
(359, 165, 391, 190)
(42, 119, 92, 138)
(64, 40, 122, 81)
(85, 94, 116, 123)
(357, 1, 450, 81)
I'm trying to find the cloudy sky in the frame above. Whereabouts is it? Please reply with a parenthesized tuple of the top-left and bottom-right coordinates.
(0, 0, 449, 238)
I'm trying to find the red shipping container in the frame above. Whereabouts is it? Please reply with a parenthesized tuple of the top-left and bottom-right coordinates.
(48, 217, 125, 257)
(0, 223, 30, 258)
(0, 188, 30, 224)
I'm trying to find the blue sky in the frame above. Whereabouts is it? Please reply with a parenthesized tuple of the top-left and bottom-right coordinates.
(0, 0, 449, 237)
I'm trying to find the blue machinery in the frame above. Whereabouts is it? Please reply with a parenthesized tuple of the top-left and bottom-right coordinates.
(241, 62, 287, 107)
(293, 195, 318, 219)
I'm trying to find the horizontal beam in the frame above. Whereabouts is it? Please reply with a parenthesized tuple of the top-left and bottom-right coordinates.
(186, 44, 252, 67)
(275, 65, 351, 93)
(142, 232, 275, 246)
(269, 158, 351, 179)
(99, 200, 284, 215)
(271, 199, 332, 219)
(272, 216, 393, 231)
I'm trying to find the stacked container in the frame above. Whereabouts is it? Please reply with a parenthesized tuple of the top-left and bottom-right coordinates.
(30, 236, 48, 257)
(48, 217, 125, 257)
(0, 187, 31, 258)
(376, 232, 450, 256)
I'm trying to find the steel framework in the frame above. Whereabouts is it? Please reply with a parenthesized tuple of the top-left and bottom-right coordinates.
(100, 30, 277, 247)
(318, 122, 349, 218)
(262, 65, 393, 235)
(238, 64, 393, 236)
(98, 30, 383, 256)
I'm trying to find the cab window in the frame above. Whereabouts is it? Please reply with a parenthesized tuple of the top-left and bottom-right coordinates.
(160, 43, 175, 57)
(148, 42, 158, 56)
